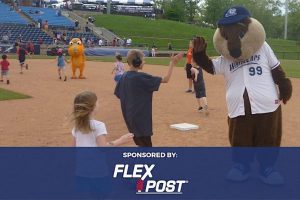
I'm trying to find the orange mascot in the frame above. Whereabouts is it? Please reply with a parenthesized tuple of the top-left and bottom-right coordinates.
(68, 38, 86, 79)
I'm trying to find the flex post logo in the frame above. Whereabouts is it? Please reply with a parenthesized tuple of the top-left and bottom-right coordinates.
(113, 152, 189, 195)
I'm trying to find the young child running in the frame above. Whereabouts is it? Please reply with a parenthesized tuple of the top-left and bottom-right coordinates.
(114, 50, 183, 147)
(0, 54, 10, 84)
(56, 49, 67, 81)
(72, 91, 133, 147)
(191, 59, 208, 114)
(15, 43, 29, 74)
(112, 54, 125, 83)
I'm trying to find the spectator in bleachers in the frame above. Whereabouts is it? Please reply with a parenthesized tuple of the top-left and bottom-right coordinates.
(123, 38, 127, 47)
(44, 20, 49, 31)
(87, 39, 91, 47)
(75, 20, 79, 29)
(112, 38, 116, 47)
(2, 34, 9, 44)
(27, 40, 34, 55)
(56, 9, 62, 16)
(38, 37, 43, 45)
(53, 30, 57, 38)
(38, 18, 42, 29)
(88, 16, 95, 24)
(57, 32, 61, 41)
(126, 38, 132, 47)
(98, 38, 103, 47)
(18, 34, 23, 43)
(85, 22, 90, 32)
(62, 32, 67, 42)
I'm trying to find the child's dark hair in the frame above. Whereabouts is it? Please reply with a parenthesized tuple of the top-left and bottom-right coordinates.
(116, 54, 122, 61)
(2, 54, 7, 60)
(72, 91, 97, 134)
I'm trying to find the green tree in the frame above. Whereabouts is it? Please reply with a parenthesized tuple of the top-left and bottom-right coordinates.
(163, 0, 186, 21)
(230, 0, 283, 38)
(185, 0, 201, 22)
(203, 0, 232, 27)
(288, 0, 300, 40)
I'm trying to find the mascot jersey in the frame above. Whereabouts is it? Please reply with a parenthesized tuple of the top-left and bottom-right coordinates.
(212, 42, 280, 118)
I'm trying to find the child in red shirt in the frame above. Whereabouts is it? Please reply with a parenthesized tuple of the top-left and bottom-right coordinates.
(0, 54, 10, 84)
(15, 43, 29, 74)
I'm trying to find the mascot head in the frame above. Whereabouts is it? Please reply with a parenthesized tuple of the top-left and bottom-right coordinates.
(213, 6, 266, 61)
(68, 38, 85, 57)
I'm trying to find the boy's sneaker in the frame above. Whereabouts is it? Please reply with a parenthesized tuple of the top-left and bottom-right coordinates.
(198, 105, 208, 113)
(25, 64, 28, 70)
(226, 163, 250, 182)
(0, 80, 3, 82)
(59, 76, 62, 80)
(259, 167, 284, 185)
(64, 76, 67, 81)
(7, 80, 9, 84)
(185, 89, 192, 93)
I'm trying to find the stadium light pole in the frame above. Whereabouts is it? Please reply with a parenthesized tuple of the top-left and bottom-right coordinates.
(107, 0, 111, 14)
(284, 0, 288, 40)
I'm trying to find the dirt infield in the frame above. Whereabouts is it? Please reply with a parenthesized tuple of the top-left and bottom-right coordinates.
(0, 59, 299, 146)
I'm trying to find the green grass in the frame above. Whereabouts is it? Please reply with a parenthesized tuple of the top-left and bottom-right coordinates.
(91, 14, 300, 58)
(0, 88, 31, 101)
(280, 60, 300, 78)
(92, 14, 216, 52)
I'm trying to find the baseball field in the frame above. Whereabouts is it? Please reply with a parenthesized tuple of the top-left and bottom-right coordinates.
(0, 58, 299, 146)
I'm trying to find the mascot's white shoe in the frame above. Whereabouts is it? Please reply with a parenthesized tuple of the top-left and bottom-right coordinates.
(226, 163, 250, 182)
(259, 167, 284, 185)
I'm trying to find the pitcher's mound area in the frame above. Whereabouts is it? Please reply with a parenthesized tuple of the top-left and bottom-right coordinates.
(0, 59, 299, 146)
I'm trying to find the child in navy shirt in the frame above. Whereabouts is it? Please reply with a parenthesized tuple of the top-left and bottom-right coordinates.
(114, 50, 183, 147)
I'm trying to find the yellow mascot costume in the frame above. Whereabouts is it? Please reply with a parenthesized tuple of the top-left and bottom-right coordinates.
(68, 38, 86, 79)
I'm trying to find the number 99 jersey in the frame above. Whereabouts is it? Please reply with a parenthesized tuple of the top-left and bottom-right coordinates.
(212, 42, 280, 118)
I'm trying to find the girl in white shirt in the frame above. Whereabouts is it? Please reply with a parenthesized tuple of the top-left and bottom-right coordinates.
(72, 91, 133, 147)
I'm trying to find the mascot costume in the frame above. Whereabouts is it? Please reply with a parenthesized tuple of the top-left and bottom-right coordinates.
(192, 6, 292, 184)
(68, 38, 86, 79)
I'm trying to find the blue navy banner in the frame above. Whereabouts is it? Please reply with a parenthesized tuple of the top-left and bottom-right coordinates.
(0, 148, 300, 199)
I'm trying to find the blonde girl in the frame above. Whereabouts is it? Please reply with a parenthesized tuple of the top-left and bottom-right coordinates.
(72, 91, 133, 147)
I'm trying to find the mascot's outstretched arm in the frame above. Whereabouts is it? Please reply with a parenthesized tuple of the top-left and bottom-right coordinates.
(271, 66, 292, 104)
(192, 36, 215, 75)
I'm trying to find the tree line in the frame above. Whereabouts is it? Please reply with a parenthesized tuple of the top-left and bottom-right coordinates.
(154, 0, 300, 41)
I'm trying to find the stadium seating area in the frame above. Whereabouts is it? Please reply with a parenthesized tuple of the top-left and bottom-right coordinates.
(0, 24, 53, 44)
(0, 2, 28, 25)
(20, 6, 75, 29)
(0, 3, 103, 47)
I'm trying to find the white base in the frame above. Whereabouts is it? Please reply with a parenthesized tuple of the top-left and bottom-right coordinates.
(170, 123, 199, 131)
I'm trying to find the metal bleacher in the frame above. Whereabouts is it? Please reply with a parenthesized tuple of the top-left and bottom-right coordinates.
(0, 24, 53, 44)
(20, 6, 75, 29)
(0, 2, 28, 25)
